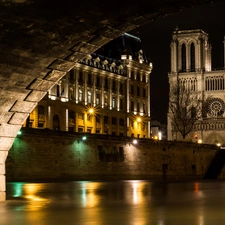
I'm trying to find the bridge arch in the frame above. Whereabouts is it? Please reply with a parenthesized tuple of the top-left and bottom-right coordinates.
(0, 0, 224, 200)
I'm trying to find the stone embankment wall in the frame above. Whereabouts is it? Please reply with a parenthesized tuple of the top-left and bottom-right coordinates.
(6, 128, 220, 181)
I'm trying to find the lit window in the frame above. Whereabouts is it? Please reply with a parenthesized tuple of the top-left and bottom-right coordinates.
(79, 89, 83, 102)
(87, 91, 92, 104)
(96, 93, 100, 105)
(112, 97, 116, 108)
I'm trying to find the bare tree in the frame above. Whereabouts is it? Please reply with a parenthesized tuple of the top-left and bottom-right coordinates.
(169, 82, 202, 139)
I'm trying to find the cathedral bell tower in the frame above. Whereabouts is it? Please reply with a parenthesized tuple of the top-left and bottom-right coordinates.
(170, 28, 211, 73)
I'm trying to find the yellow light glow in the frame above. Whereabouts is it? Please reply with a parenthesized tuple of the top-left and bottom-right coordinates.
(137, 117, 142, 123)
(89, 108, 94, 114)
(217, 143, 221, 147)
(133, 139, 138, 144)
(198, 139, 202, 144)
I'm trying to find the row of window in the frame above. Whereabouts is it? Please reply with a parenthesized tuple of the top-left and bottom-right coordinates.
(70, 70, 147, 84)
(179, 76, 225, 91)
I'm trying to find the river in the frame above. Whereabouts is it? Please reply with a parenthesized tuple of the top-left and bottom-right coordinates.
(0, 180, 225, 225)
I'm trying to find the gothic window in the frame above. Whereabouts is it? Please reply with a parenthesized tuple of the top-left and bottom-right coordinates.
(205, 76, 225, 91)
(181, 43, 186, 72)
(190, 43, 195, 72)
(207, 98, 225, 117)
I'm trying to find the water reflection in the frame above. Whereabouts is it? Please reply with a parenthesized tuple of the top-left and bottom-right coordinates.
(1, 180, 225, 225)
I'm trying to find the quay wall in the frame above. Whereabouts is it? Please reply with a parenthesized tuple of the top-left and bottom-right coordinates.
(5, 128, 221, 181)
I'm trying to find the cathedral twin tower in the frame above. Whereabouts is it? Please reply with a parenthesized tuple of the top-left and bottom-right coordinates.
(168, 28, 225, 145)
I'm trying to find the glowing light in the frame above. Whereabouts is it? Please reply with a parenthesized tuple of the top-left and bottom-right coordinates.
(17, 130, 22, 135)
(49, 95, 57, 100)
(217, 143, 221, 147)
(158, 131, 162, 140)
(136, 117, 142, 123)
(88, 108, 94, 114)
(60, 97, 68, 102)
(82, 136, 87, 141)
(133, 139, 138, 144)
(198, 139, 202, 144)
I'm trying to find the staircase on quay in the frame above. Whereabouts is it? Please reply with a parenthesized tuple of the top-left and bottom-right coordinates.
(203, 148, 225, 179)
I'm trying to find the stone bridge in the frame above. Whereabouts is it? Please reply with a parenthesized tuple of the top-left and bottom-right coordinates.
(0, 0, 224, 200)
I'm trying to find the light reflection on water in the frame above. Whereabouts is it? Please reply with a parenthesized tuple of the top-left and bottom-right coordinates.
(1, 180, 225, 225)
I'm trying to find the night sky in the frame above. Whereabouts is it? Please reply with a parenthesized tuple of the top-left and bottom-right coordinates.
(130, 1, 225, 125)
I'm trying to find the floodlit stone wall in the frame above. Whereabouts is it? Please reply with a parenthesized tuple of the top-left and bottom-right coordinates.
(6, 128, 219, 181)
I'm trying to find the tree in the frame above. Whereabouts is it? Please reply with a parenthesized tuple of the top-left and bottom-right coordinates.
(168, 82, 202, 139)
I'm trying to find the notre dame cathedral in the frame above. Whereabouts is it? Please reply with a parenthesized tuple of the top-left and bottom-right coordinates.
(168, 28, 225, 146)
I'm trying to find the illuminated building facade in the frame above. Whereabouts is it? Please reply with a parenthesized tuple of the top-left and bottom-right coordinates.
(25, 33, 153, 138)
(168, 28, 225, 145)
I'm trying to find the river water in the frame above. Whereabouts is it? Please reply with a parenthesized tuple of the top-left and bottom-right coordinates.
(1, 180, 225, 225)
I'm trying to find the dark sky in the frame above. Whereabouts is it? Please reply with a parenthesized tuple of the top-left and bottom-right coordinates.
(130, 1, 225, 124)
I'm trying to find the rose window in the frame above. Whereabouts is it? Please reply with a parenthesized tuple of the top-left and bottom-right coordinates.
(207, 98, 225, 117)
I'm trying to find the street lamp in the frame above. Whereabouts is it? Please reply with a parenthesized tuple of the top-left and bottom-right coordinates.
(88, 108, 94, 114)
(136, 116, 142, 123)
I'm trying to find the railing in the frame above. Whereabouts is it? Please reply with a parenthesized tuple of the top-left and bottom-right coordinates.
(193, 119, 225, 131)
(79, 53, 125, 76)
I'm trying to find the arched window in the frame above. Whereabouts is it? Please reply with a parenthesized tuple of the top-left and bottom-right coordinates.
(181, 43, 186, 72)
(190, 43, 195, 72)
(53, 114, 60, 130)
